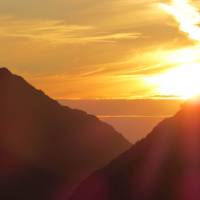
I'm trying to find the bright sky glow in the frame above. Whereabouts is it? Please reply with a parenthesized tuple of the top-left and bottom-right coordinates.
(148, 63, 200, 99)
(149, 0, 200, 99)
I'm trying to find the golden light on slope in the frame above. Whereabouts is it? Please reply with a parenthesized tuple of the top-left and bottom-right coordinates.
(147, 63, 200, 99)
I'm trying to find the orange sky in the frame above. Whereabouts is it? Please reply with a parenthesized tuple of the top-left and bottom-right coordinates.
(1, 0, 200, 99)
(60, 99, 182, 142)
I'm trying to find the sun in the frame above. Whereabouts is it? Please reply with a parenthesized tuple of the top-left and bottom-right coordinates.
(147, 63, 200, 100)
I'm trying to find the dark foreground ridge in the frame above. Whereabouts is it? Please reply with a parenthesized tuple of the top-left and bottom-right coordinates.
(0, 68, 131, 200)
(70, 101, 200, 200)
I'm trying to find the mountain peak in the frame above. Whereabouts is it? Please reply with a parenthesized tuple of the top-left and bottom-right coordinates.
(176, 98, 200, 116)
(70, 97, 200, 200)
(0, 68, 12, 77)
(0, 68, 130, 199)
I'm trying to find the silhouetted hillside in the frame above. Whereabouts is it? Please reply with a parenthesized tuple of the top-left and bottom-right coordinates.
(0, 68, 130, 200)
(70, 100, 200, 200)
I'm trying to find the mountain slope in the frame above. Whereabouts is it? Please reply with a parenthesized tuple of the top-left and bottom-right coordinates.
(70, 101, 200, 200)
(0, 68, 130, 199)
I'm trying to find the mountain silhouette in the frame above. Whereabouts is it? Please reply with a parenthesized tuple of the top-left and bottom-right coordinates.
(0, 68, 130, 200)
(70, 101, 200, 200)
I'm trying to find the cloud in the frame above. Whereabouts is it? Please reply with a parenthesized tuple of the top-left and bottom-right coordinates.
(160, 0, 200, 42)
(98, 114, 170, 118)
(0, 16, 141, 44)
(0, 0, 196, 99)
(149, 94, 181, 99)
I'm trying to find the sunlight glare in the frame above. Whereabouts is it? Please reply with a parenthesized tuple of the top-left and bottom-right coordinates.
(147, 63, 200, 99)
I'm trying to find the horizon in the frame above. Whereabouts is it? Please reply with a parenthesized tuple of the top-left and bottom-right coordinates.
(0, 66, 182, 143)
(59, 98, 182, 142)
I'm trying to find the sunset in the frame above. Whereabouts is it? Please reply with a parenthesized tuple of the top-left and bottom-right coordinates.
(0, 0, 199, 99)
(1, 0, 200, 200)
(147, 62, 200, 99)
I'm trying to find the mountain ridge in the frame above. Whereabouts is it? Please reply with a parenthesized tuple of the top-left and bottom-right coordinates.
(0, 67, 131, 200)
(70, 98, 200, 200)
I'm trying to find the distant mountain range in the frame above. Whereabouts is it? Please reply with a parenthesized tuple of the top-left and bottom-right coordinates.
(70, 100, 200, 200)
(0, 68, 130, 200)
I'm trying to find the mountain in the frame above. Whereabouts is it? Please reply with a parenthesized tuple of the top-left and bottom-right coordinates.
(0, 68, 131, 200)
(70, 101, 200, 200)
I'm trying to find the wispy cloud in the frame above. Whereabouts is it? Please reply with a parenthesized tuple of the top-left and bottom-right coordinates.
(161, 0, 200, 42)
(0, 16, 141, 44)
(0, 0, 193, 99)
(98, 114, 170, 119)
